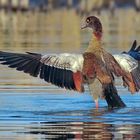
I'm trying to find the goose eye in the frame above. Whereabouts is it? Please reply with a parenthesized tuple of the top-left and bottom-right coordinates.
(86, 18, 90, 23)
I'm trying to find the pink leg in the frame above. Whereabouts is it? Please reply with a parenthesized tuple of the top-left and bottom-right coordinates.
(95, 100, 99, 109)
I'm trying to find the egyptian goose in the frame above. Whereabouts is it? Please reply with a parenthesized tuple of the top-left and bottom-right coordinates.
(0, 16, 139, 108)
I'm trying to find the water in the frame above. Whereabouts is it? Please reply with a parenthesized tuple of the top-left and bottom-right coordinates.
(0, 90, 140, 139)
(0, 10, 140, 139)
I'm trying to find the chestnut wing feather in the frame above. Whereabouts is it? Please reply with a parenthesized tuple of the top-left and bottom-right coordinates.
(105, 52, 137, 93)
(103, 52, 126, 77)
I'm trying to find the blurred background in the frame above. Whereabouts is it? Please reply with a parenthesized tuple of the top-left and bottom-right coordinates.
(0, 0, 139, 51)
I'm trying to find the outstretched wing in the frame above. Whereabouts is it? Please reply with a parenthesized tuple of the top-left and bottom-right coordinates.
(0, 51, 84, 92)
(103, 52, 135, 94)
(113, 54, 138, 73)
(113, 40, 140, 93)
(121, 40, 140, 91)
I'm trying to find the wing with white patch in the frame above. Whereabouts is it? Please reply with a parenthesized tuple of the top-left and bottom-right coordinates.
(0, 51, 84, 92)
(113, 54, 138, 72)
(41, 53, 83, 72)
(113, 53, 140, 92)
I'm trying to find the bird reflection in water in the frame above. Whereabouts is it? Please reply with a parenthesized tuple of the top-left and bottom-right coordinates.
(24, 122, 113, 139)
(24, 122, 140, 139)
(23, 109, 140, 139)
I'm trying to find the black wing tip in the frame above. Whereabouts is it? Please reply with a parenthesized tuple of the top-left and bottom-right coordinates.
(128, 40, 140, 52)
(26, 52, 38, 55)
(0, 51, 42, 77)
(129, 40, 137, 52)
(133, 40, 137, 45)
(26, 51, 41, 56)
(136, 45, 140, 51)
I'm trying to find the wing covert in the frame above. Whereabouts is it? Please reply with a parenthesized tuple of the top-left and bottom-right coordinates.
(113, 53, 139, 93)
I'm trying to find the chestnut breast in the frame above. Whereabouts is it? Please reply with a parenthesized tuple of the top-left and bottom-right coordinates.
(83, 52, 112, 84)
